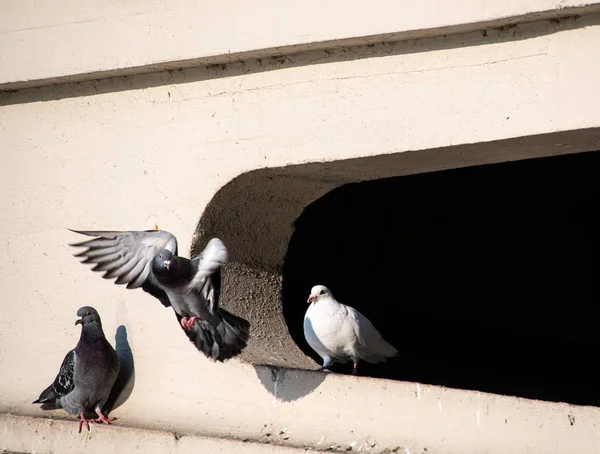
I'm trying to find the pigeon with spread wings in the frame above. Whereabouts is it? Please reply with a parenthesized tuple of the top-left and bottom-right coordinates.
(69, 229, 250, 362)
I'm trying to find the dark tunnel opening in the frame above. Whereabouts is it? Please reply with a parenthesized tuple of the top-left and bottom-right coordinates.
(282, 149, 600, 406)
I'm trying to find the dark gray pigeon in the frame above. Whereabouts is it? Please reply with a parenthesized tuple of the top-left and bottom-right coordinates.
(33, 306, 120, 433)
(69, 229, 250, 362)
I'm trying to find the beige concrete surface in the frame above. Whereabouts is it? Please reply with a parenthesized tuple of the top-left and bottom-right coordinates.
(2, 9, 600, 454)
(2, 0, 600, 89)
(0, 414, 304, 454)
(3, 371, 600, 453)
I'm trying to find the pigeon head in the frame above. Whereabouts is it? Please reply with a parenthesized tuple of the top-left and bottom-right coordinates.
(307, 285, 331, 304)
(153, 249, 173, 274)
(75, 306, 101, 326)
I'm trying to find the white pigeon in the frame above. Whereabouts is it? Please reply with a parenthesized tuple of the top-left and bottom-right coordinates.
(303, 285, 398, 375)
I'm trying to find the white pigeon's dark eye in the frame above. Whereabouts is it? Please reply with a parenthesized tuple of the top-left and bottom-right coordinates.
(319, 290, 325, 295)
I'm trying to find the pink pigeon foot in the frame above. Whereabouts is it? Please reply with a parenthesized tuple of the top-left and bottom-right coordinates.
(94, 410, 115, 424)
(181, 316, 200, 330)
(79, 413, 94, 433)
(352, 363, 359, 376)
(185, 316, 200, 329)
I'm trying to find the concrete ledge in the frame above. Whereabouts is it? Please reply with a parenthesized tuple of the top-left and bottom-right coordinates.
(2, 0, 600, 90)
(0, 414, 302, 454)
(5, 365, 600, 453)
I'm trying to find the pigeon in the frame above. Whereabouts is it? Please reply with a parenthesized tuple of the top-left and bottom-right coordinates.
(304, 285, 398, 375)
(33, 306, 120, 433)
(69, 229, 250, 362)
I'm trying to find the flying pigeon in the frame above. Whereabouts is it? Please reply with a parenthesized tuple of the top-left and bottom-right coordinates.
(304, 285, 398, 375)
(33, 306, 120, 433)
(69, 229, 250, 362)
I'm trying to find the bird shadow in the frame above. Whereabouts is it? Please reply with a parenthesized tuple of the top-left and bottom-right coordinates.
(103, 325, 135, 415)
(253, 364, 327, 402)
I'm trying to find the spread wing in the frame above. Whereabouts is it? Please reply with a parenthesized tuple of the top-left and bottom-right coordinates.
(69, 229, 178, 306)
(200, 270, 221, 316)
(186, 238, 228, 314)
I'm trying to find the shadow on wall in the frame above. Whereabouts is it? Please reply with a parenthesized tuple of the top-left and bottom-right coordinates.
(104, 325, 135, 415)
(253, 365, 327, 403)
(282, 150, 600, 407)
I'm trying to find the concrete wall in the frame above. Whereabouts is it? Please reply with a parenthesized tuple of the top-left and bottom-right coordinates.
(2, 2, 600, 452)
(4, 0, 600, 89)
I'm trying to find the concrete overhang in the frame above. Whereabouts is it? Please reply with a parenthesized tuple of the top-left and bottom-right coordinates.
(2, 0, 600, 90)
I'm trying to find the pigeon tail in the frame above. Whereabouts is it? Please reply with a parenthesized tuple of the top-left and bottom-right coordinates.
(360, 339, 399, 364)
(218, 308, 251, 358)
(177, 308, 250, 362)
(377, 339, 399, 358)
(32, 384, 62, 409)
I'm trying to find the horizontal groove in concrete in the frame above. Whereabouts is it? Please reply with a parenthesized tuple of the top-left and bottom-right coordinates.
(2, 3, 600, 91)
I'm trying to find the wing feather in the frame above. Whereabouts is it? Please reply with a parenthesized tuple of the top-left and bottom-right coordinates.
(187, 238, 228, 294)
(69, 229, 178, 296)
(346, 306, 398, 359)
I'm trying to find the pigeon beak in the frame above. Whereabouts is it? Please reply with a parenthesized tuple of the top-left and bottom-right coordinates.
(307, 295, 316, 304)
(75, 318, 83, 326)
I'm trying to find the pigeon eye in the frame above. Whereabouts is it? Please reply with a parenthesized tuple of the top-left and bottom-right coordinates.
(86, 311, 92, 316)
(319, 290, 325, 295)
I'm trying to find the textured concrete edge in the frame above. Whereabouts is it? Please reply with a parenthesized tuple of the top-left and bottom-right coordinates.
(0, 413, 306, 454)
(1, 4, 598, 92)
(6, 363, 600, 454)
